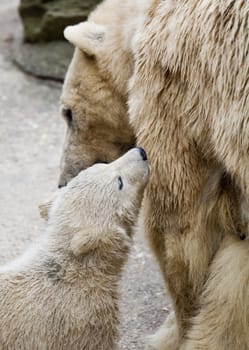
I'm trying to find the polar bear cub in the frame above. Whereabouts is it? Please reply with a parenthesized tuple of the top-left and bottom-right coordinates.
(0, 147, 149, 350)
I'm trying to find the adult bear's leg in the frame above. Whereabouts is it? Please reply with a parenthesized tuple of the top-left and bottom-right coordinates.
(180, 236, 249, 350)
(141, 188, 223, 350)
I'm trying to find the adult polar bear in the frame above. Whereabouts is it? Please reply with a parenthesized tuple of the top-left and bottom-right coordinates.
(60, 0, 249, 349)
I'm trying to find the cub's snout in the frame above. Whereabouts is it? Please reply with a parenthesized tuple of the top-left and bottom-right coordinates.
(111, 147, 150, 189)
(137, 147, 147, 161)
(41, 147, 150, 232)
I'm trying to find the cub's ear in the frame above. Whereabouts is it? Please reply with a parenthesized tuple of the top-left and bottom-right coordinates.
(39, 198, 53, 221)
(38, 189, 64, 221)
(70, 228, 103, 256)
(64, 22, 106, 57)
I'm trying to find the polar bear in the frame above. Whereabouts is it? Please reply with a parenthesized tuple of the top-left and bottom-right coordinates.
(60, 0, 249, 349)
(129, 1, 249, 348)
(0, 147, 149, 350)
(58, 0, 151, 187)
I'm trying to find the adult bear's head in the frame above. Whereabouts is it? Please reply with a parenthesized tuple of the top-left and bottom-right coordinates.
(58, 20, 136, 188)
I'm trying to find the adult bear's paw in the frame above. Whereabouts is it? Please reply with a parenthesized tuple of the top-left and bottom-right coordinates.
(145, 312, 179, 350)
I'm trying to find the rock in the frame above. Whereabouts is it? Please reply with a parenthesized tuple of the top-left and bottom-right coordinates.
(19, 0, 102, 42)
(12, 36, 74, 81)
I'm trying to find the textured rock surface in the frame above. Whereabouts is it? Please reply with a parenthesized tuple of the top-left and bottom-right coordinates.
(19, 0, 102, 42)
(12, 37, 74, 81)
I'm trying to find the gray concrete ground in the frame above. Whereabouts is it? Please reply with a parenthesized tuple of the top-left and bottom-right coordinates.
(0, 1, 170, 349)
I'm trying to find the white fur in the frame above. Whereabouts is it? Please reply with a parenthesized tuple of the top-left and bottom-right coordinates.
(64, 22, 106, 57)
(0, 148, 149, 350)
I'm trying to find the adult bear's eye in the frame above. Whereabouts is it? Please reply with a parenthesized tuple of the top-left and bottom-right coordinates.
(118, 176, 123, 190)
(62, 108, 73, 126)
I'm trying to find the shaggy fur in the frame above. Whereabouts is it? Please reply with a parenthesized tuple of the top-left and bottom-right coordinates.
(61, 0, 249, 349)
(129, 0, 249, 348)
(180, 236, 249, 350)
(59, 0, 151, 187)
(0, 148, 149, 350)
(177, 168, 249, 350)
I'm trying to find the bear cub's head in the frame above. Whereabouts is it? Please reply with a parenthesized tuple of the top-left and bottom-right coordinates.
(40, 148, 149, 257)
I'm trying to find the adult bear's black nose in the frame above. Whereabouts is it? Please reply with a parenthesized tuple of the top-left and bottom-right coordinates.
(137, 147, 147, 161)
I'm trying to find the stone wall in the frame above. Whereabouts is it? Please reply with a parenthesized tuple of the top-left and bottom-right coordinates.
(19, 0, 102, 42)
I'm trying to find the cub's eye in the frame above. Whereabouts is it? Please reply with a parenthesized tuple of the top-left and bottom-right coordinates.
(118, 176, 123, 190)
(62, 108, 73, 126)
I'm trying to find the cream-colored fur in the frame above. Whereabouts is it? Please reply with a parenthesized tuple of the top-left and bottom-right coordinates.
(180, 236, 249, 350)
(60, 0, 249, 349)
(128, 0, 249, 348)
(59, 0, 151, 187)
(146, 312, 179, 350)
(0, 148, 149, 350)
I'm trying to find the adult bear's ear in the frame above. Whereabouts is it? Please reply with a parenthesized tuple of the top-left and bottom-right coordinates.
(64, 22, 106, 57)
(70, 228, 105, 256)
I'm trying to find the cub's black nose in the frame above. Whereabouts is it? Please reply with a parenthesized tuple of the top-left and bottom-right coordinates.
(137, 147, 147, 161)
